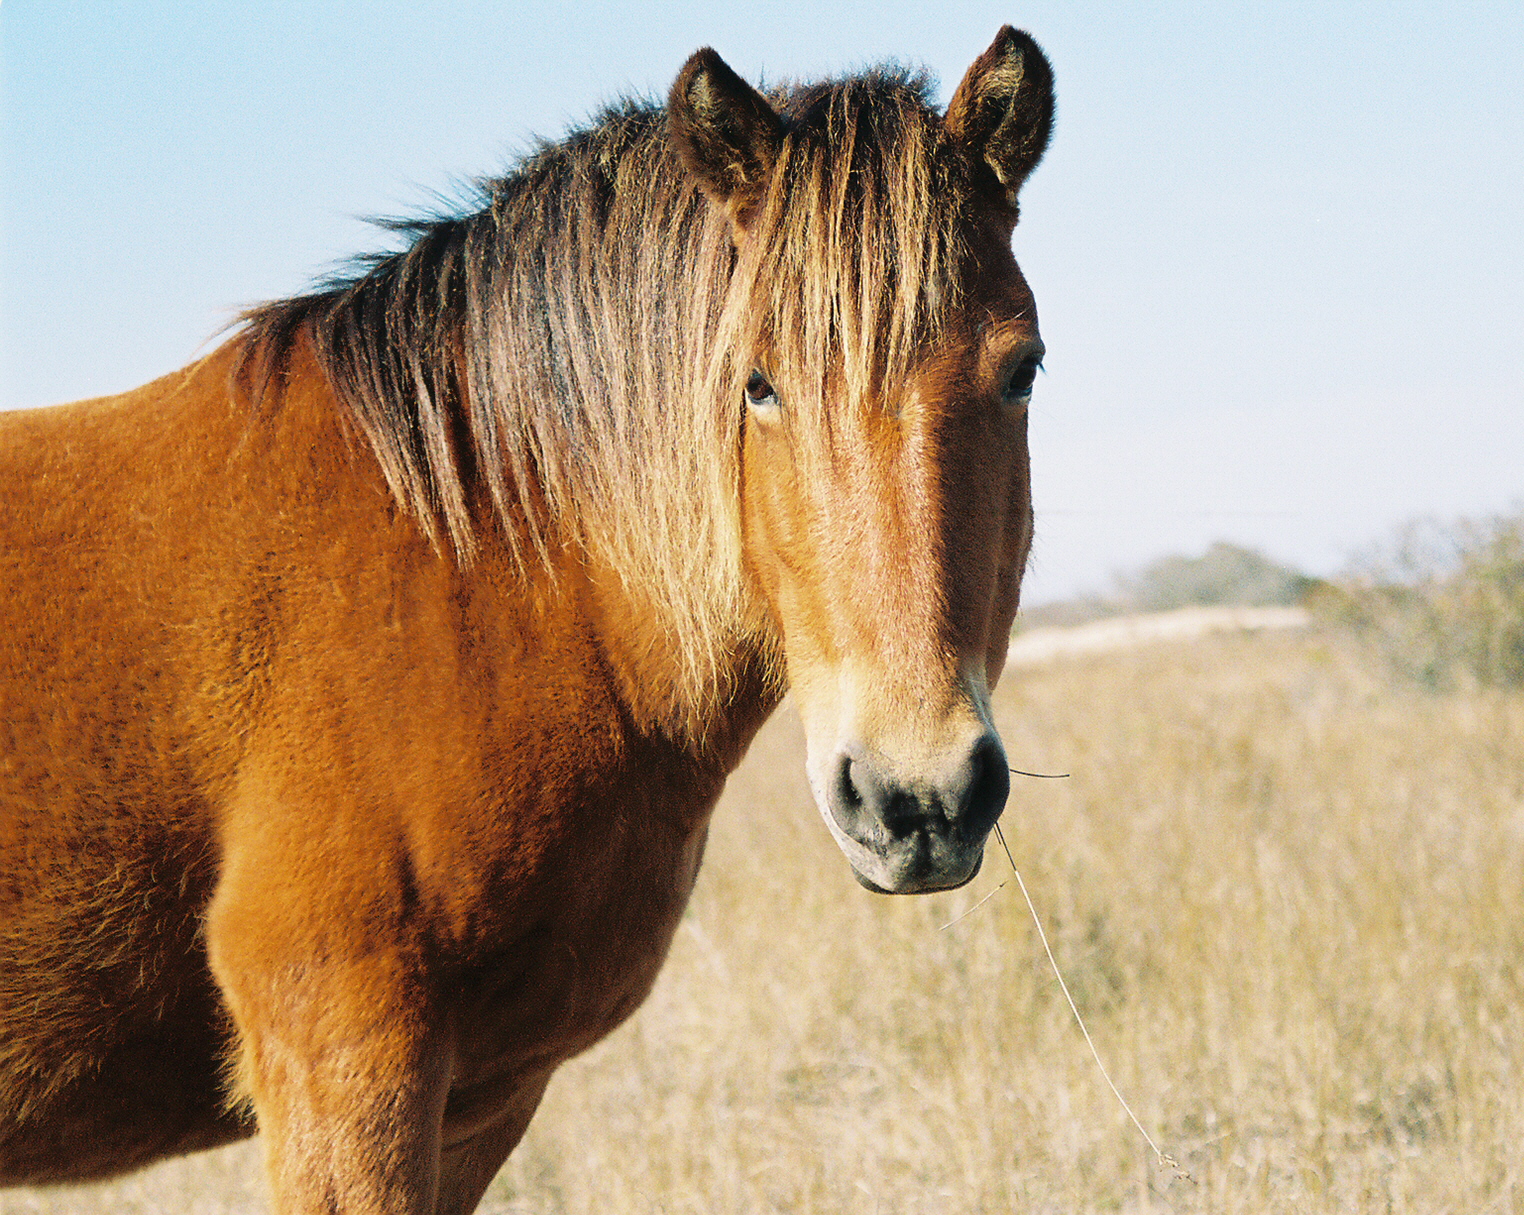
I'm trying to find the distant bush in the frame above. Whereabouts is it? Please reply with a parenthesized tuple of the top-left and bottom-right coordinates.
(1021, 542, 1317, 629)
(1322, 510, 1524, 689)
(1114, 541, 1319, 614)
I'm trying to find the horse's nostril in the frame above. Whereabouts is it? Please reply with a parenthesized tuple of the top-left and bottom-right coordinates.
(836, 754, 864, 811)
(958, 734, 1010, 835)
(830, 749, 916, 837)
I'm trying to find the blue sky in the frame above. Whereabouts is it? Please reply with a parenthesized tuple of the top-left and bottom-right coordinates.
(3, 2, 1521, 602)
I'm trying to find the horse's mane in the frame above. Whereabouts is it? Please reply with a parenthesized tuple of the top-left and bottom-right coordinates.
(236, 67, 970, 721)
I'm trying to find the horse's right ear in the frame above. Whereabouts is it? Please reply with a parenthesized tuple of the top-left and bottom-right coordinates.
(944, 27, 1055, 218)
(668, 48, 784, 228)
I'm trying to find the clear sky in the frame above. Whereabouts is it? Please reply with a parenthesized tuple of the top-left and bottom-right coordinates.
(3, 2, 1521, 603)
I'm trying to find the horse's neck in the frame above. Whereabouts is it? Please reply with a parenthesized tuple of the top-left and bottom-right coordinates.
(560, 534, 778, 767)
(279, 330, 782, 771)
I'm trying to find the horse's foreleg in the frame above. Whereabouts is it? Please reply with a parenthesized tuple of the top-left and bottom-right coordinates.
(207, 888, 452, 1212)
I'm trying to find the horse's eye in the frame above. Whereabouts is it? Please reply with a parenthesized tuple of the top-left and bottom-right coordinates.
(745, 370, 780, 414)
(1002, 356, 1042, 406)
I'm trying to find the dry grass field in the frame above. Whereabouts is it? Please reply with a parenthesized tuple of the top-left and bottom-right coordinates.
(7, 625, 1523, 1213)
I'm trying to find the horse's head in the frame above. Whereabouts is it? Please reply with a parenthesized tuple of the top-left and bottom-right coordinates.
(670, 29, 1054, 894)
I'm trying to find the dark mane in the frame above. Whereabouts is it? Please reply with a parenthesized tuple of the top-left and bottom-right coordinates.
(236, 100, 680, 558)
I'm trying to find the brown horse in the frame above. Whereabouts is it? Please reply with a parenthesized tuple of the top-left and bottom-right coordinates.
(0, 28, 1054, 1213)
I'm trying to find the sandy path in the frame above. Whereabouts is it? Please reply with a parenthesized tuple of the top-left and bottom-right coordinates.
(1005, 604, 1312, 667)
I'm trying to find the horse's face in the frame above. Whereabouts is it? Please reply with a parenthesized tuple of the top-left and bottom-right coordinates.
(740, 263, 1041, 895)
(671, 29, 1055, 893)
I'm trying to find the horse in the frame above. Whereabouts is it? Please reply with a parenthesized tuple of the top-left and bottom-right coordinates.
(0, 27, 1054, 1213)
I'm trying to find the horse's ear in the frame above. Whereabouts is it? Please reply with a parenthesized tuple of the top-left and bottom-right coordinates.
(668, 48, 784, 227)
(944, 27, 1054, 217)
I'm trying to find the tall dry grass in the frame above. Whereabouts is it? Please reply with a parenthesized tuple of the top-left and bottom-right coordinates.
(7, 629, 1523, 1213)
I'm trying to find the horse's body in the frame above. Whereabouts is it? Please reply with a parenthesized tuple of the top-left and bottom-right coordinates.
(1, 341, 753, 1195)
(1, 30, 1054, 1213)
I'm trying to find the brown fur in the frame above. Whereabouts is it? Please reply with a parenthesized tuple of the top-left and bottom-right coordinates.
(1, 29, 1053, 1213)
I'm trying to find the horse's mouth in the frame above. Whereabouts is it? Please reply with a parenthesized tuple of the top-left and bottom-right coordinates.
(849, 851, 983, 896)
(851, 868, 893, 894)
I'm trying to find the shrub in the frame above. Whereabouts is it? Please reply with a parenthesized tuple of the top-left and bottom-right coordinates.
(1114, 541, 1319, 613)
(1327, 510, 1524, 689)
(1021, 542, 1318, 629)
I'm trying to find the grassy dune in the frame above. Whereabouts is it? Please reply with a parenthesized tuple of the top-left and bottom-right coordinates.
(8, 628, 1523, 1213)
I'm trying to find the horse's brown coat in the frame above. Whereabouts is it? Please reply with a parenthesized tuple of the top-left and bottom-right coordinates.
(1, 29, 1053, 1213)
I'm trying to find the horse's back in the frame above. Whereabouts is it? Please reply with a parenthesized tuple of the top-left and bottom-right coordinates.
(0, 355, 250, 827)
(0, 354, 264, 1179)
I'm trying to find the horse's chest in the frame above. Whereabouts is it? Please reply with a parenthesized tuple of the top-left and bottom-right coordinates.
(445, 772, 717, 1099)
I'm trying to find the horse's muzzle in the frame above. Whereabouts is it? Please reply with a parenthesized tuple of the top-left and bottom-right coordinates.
(824, 732, 1010, 894)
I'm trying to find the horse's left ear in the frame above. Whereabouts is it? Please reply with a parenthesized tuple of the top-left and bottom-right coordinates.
(944, 27, 1055, 217)
(668, 48, 784, 228)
